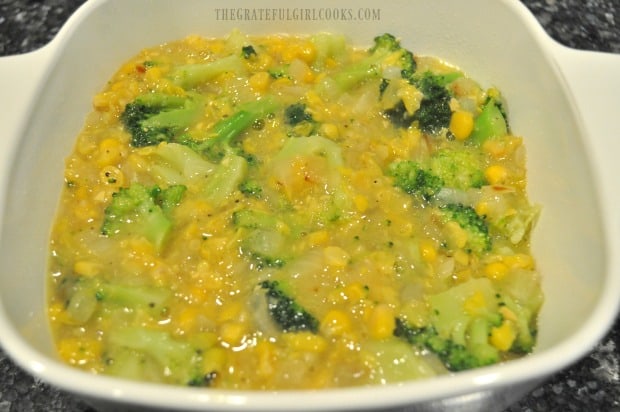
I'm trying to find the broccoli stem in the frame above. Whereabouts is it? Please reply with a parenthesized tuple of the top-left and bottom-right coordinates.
(201, 154, 248, 207)
(170, 54, 245, 88)
(198, 96, 279, 161)
(96, 282, 171, 310)
(121, 93, 205, 148)
(139, 94, 204, 132)
(107, 327, 202, 385)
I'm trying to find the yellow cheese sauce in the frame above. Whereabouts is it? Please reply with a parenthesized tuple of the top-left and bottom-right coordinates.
(47, 31, 543, 389)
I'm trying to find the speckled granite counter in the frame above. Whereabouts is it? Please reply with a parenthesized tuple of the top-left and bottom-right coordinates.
(0, 1, 618, 411)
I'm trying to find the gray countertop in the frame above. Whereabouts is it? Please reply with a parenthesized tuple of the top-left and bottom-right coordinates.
(0, 1, 619, 411)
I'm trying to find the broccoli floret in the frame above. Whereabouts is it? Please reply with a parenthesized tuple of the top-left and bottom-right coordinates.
(384, 71, 459, 134)
(238, 179, 263, 198)
(121, 93, 204, 148)
(500, 295, 537, 353)
(169, 54, 245, 89)
(469, 97, 509, 145)
(268, 65, 291, 79)
(106, 327, 210, 386)
(284, 103, 317, 136)
(271, 135, 354, 224)
(197, 97, 278, 205)
(394, 319, 495, 372)
(387, 160, 444, 201)
(395, 278, 509, 371)
(258, 280, 319, 333)
(136, 95, 276, 209)
(241, 45, 257, 59)
(318, 33, 416, 94)
(370, 33, 417, 81)
(412, 72, 454, 134)
(285, 103, 314, 126)
(387, 149, 485, 202)
(383, 100, 416, 129)
(101, 183, 186, 252)
(429, 149, 486, 190)
(311, 32, 348, 69)
(145, 142, 216, 186)
(492, 202, 541, 245)
(175, 96, 278, 206)
(233, 209, 288, 268)
(439, 203, 491, 254)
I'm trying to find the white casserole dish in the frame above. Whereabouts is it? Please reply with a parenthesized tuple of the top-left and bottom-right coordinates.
(0, 0, 618, 410)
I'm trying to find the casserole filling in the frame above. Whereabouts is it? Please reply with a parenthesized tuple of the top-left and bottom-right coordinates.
(47, 31, 543, 389)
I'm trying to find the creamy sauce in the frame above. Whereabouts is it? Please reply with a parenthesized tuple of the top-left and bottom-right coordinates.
(47, 31, 543, 389)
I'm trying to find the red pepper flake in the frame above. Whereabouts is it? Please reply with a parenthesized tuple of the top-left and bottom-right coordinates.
(136, 64, 146, 73)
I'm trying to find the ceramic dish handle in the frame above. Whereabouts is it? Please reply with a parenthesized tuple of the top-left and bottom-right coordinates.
(551, 45, 620, 256)
(0, 47, 54, 157)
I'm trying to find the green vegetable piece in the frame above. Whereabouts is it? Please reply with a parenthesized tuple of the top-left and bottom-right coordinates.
(107, 327, 204, 385)
(121, 93, 205, 148)
(101, 183, 186, 251)
(440, 203, 492, 254)
(469, 99, 508, 145)
(259, 280, 319, 333)
(387, 160, 444, 201)
(170, 54, 244, 88)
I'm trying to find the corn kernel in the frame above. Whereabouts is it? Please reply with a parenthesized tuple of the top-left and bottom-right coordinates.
(463, 291, 486, 315)
(398, 82, 423, 114)
(97, 138, 124, 167)
(320, 123, 339, 140)
(321, 309, 353, 337)
(177, 306, 200, 334)
(282, 331, 328, 352)
(48, 302, 66, 323)
(454, 250, 470, 266)
(503, 253, 535, 270)
(99, 165, 125, 188)
(202, 347, 227, 374)
(297, 42, 317, 65)
(305, 90, 324, 108)
(343, 282, 367, 301)
(249, 71, 272, 93)
(57, 337, 101, 366)
(217, 300, 243, 322)
(449, 110, 474, 140)
(445, 221, 468, 249)
(475, 201, 490, 217)
(73, 260, 101, 277)
(367, 304, 396, 340)
(323, 246, 350, 268)
(219, 321, 247, 347)
(485, 165, 508, 185)
(306, 230, 329, 246)
(255, 340, 276, 376)
(419, 239, 437, 263)
(92, 92, 114, 111)
(144, 66, 163, 82)
(499, 306, 518, 322)
(453, 268, 472, 283)
(490, 320, 517, 351)
(484, 261, 509, 280)
(487, 87, 501, 99)
(353, 195, 369, 213)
